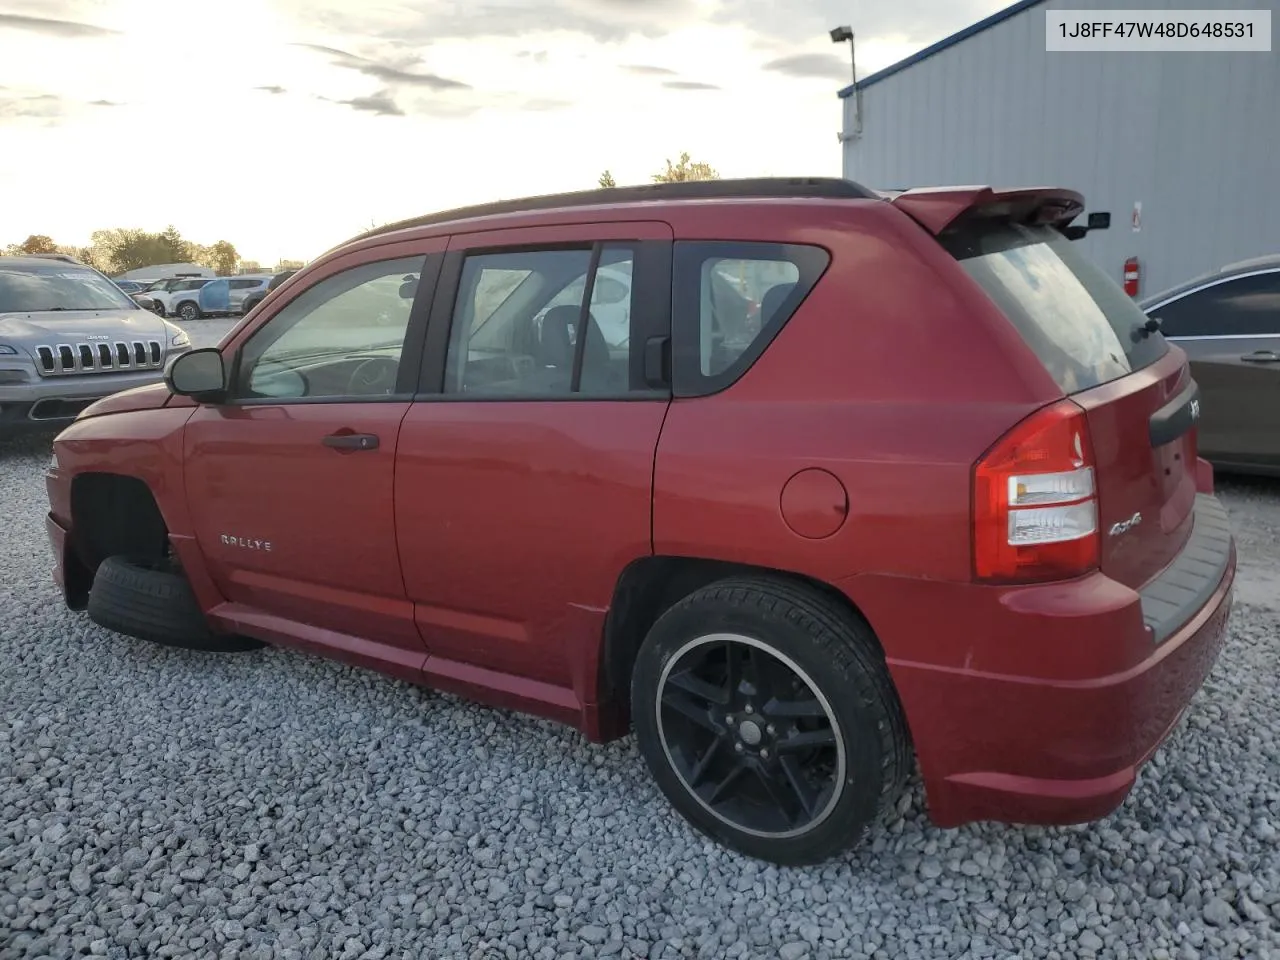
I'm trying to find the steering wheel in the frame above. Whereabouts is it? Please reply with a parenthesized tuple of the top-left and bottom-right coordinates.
(347, 356, 400, 395)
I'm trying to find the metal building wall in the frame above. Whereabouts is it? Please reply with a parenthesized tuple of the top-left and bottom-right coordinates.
(841, 0, 1279, 295)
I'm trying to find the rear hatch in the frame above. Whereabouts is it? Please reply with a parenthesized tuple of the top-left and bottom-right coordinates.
(896, 187, 1197, 589)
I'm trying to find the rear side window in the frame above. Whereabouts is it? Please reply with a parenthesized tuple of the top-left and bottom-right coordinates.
(1150, 271, 1280, 339)
(672, 241, 829, 397)
(941, 221, 1168, 394)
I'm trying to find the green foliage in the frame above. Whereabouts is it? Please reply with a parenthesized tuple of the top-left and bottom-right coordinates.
(195, 240, 240, 276)
(651, 152, 719, 183)
(598, 170, 617, 189)
(6, 227, 241, 276)
(6, 235, 58, 255)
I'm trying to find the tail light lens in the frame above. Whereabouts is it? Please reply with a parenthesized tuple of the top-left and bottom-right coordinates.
(973, 400, 1099, 583)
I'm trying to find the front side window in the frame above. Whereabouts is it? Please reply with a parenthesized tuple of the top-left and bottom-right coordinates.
(0, 264, 138, 312)
(234, 256, 425, 401)
(1151, 272, 1280, 339)
(672, 241, 829, 396)
(444, 244, 638, 397)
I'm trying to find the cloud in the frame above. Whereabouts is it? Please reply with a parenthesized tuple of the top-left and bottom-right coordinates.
(624, 64, 678, 76)
(319, 90, 405, 117)
(721, 0, 1010, 49)
(89, 99, 123, 107)
(0, 93, 66, 120)
(522, 98, 572, 111)
(0, 12, 118, 38)
(255, 85, 287, 95)
(517, 50, 549, 63)
(763, 53, 851, 81)
(278, 0, 699, 45)
(663, 81, 720, 91)
(293, 42, 470, 90)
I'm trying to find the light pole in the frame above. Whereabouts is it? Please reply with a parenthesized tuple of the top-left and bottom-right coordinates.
(830, 25, 862, 140)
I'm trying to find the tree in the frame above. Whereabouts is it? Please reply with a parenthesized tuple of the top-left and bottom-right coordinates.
(5, 227, 243, 276)
(197, 240, 240, 276)
(7, 235, 59, 255)
(651, 152, 719, 183)
(84, 226, 199, 274)
(156, 225, 192, 263)
(598, 170, 617, 189)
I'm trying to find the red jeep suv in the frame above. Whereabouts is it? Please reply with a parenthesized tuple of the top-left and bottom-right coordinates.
(45, 178, 1235, 865)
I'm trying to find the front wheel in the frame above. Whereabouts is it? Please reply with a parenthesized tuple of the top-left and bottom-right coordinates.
(631, 577, 910, 865)
(177, 301, 201, 322)
(87, 555, 264, 652)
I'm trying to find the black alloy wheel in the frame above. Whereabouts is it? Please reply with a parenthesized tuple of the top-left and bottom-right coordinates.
(631, 577, 910, 865)
(657, 632, 844, 838)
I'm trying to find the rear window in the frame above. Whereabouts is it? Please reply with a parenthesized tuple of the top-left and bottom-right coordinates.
(940, 221, 1168, 393)
(672, 241, 830, 397)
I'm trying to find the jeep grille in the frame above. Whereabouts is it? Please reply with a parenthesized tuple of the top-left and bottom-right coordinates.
(35, 339, 164, 376)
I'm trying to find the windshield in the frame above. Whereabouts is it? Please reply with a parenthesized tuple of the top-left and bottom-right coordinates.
(0, 264, 139, 313)
(941, 221, 1168, 393)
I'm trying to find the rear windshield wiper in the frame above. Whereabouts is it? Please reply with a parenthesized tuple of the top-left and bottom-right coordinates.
(1132, 317, 1161, 341)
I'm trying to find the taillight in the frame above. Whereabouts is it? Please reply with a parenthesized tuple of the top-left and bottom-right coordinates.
(973, 400, 1099, 583)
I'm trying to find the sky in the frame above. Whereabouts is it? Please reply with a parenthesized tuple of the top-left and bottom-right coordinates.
(0, 0, 1009, 265)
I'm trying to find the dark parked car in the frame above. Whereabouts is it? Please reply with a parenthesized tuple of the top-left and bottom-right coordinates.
(240, 269, 298, 315)
(46, 179, 1234, 865)
(1141, 254, 1280, 477)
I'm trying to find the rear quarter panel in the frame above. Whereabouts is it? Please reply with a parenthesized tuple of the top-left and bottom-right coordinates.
(653, 200, 1065, 623)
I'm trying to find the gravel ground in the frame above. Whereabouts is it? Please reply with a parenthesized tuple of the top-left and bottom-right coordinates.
(179, 317, 242, 351)
(3, 374, 1280, 958)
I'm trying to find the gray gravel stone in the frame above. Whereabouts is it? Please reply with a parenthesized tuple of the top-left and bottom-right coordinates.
(1203, 898, 1238, 927)
(3, 424, 1280, 960)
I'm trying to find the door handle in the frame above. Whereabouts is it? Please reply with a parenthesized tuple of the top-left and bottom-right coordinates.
(1240, 351, 1280, 363)
(322, 432, 379, 451)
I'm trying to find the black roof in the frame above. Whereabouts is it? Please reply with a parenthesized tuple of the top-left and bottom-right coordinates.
(354, 177, 878, 243)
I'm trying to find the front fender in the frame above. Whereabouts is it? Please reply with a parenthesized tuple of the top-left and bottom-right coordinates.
(50, 406, 224, 614)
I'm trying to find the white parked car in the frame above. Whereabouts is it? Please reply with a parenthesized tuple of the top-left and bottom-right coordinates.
(146, 278, 213, 321)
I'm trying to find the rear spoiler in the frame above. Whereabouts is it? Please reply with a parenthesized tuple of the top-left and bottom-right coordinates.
(888, 186, 1092, 238)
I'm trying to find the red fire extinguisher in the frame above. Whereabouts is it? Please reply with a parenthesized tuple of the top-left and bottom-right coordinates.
(1123, 257, 1140, 298)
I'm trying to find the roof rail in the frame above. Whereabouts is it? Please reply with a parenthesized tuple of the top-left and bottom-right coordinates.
(355, 176, 878, 242)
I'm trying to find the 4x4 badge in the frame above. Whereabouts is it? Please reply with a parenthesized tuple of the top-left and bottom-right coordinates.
(1109, 513, 1142, 537)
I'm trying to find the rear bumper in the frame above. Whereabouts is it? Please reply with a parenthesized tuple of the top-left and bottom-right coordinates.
(872, 494, 1235, 828)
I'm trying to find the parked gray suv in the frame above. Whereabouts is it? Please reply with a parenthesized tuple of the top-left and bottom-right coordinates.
(0, 256, 192, 430)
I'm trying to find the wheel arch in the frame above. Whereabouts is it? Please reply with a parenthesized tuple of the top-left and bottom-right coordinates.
(598, 555, 887, 735)
(70, 472, 170, 575)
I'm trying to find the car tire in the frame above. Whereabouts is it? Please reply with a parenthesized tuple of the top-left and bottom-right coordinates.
(243, 296, 263, 314)
(177, 301, 201, 322)
(150, 301, 165, 317)
(87, 555, 265, 652)
(630, 576, 910, 866)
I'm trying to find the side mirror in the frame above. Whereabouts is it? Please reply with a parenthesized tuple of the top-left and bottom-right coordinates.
(165, 348, 227, 402)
